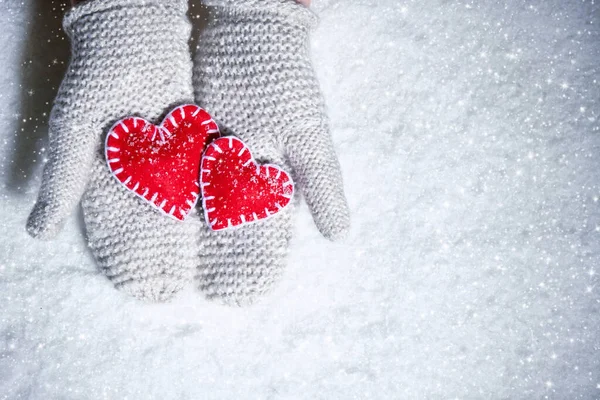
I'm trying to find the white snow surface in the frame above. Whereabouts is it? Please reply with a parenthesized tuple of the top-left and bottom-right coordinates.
(1, 0, 600, 399)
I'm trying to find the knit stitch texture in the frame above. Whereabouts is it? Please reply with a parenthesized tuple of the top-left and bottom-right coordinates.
(27, 0, 202, 302)
(194, 0, 350, 305)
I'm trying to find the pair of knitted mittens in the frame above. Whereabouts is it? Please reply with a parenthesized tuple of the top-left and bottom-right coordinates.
(26, 0, 350, 305)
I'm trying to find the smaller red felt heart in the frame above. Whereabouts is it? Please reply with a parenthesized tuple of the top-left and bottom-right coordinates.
(200, 137, 294, 231)
(105, 104, 220, 221)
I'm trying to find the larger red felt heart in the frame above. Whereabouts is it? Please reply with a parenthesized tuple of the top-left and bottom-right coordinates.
(105, 104, 219, 221)
(200, 136, 294, 231)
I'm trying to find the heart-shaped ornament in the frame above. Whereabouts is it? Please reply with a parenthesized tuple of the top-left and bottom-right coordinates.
(200, 137, 294, 231)
(105, 104, 220, 221)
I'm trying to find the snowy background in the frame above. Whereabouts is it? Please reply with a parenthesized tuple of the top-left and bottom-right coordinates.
(1, 0, 600, 398)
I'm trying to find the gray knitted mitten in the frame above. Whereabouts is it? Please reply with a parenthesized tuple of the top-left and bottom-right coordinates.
(27, 0, 202, 302)
(194, 0, 350, 305)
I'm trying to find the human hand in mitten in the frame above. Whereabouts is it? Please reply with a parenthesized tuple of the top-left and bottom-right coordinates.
(194, 0, 350, 305)
(27, 0, 203, 302)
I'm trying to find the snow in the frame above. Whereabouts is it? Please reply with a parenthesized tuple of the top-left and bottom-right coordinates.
(1, 0, 599, 398)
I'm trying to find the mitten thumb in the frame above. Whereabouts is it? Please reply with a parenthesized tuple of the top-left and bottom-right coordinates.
(285, 120, 350, 240)
(27, 122, 96, 239)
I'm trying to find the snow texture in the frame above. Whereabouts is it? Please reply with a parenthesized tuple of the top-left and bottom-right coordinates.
(1, 0, 599, 399)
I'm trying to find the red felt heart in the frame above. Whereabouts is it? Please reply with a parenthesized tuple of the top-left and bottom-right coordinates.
(105, 104, 220, 221)
(200, 137, 294, 231)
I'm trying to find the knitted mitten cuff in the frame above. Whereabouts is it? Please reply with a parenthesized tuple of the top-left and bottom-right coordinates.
(65, 0, 189, 29)
(203, 0, 318, 30)
(64, 0, 190, 48)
